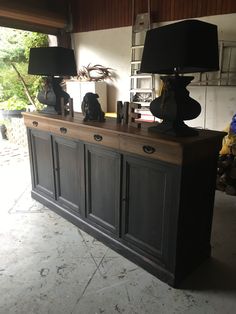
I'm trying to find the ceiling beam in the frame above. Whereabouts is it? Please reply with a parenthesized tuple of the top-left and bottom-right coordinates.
(0, 2, 67, 32)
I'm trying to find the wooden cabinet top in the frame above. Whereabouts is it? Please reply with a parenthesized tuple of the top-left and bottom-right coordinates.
(23, 112, 226, 165)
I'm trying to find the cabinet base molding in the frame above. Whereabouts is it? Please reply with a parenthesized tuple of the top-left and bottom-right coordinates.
(31, 190, 177, 287)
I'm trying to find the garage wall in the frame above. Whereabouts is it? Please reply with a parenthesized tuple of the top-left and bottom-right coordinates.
(72, 13, 236, 130)
(71, 26, 131, 112)
(185, 14, 236, 130)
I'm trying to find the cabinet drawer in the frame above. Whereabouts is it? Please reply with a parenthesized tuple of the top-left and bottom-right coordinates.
(24, 116, 51, 132)
(50, 122, 119, 149)
(120, 136, 182, 165)
(49, 122, 78, 139)
(77, 128, 119, 149)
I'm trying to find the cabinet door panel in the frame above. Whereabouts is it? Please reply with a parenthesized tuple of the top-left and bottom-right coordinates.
(122, 155, 179, 265)
(30, 129, 55, 198)
(85, 145, 121, 234)
(53, 137, 84, 214)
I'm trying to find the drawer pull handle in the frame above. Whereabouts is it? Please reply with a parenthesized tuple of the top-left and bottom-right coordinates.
(94, 134, 103, 142)
(60, 127, 67, 134)
(143, 145, 155, 154)
(32, 121, 38, 127)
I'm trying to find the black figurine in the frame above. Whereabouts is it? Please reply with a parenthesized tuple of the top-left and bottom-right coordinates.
(81, 92, 105, 122)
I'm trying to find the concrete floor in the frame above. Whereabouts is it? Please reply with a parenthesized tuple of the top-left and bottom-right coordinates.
(0, 139, 236, 314)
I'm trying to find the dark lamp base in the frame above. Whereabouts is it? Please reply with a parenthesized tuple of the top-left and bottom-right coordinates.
(149, 75, 201, 137)
(37, 77, 70, 115)
(40, 105, 58, 115)
(148, 120, 199, 137)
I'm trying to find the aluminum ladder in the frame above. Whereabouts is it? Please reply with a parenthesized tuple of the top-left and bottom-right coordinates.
(130, 0, 156, 121)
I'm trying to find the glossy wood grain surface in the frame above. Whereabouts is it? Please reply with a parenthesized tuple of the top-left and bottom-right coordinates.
(23, 112, 225, 165)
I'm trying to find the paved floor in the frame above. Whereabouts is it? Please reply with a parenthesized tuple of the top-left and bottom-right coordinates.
(0, 139, 236, 314)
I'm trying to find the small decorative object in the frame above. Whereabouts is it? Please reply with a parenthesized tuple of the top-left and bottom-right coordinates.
(216, 155, 236, 195)
(140, 19, 219, 136)
(133, 92, 152, 103)
(61, 97, 74, 118)
(116, 101, 123, 123)
(28, 47, 77, 115)
(220, 114, 236, 155)
(116, 101, 129, 124)
(81, 93, 105, 122)
(128, 103, 141, 128)
(217, 113, 236, 195)
(78, 64, 113, 82)
(231, 113, 236, 134)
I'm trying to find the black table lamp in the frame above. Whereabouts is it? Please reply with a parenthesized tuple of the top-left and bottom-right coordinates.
(28, 47, 77, 114)
(140, 19, 219, 136)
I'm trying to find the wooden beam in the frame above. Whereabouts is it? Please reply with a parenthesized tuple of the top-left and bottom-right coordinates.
(0, 5, 66, 30)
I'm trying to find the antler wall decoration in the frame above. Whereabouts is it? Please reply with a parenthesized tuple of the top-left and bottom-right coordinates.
(77, 64, 113, 82)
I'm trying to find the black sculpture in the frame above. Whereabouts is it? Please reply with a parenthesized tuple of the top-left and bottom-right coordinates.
(81, 92, 105, 122)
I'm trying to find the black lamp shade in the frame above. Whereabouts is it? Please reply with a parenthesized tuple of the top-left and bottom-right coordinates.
(140, 19, 219, 74)
(28, 47, 77, 76)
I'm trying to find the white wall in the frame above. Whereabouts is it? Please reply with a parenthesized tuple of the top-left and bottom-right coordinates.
(72, 26, 132, 112)
(71, 14, 236, 130)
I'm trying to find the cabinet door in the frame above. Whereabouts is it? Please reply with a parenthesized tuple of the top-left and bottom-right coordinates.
(29, 129, 55, 199)
(122, 155, 179, 266)
(53, 137, 85, 215)
(85, 144, 121, 234)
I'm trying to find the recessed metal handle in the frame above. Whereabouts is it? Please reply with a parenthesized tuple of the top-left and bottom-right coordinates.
(60, 127, 67, 134)
(32, 121, 38, 127)
(143, 145, 155, 154)
(94, 134, 103, 142)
